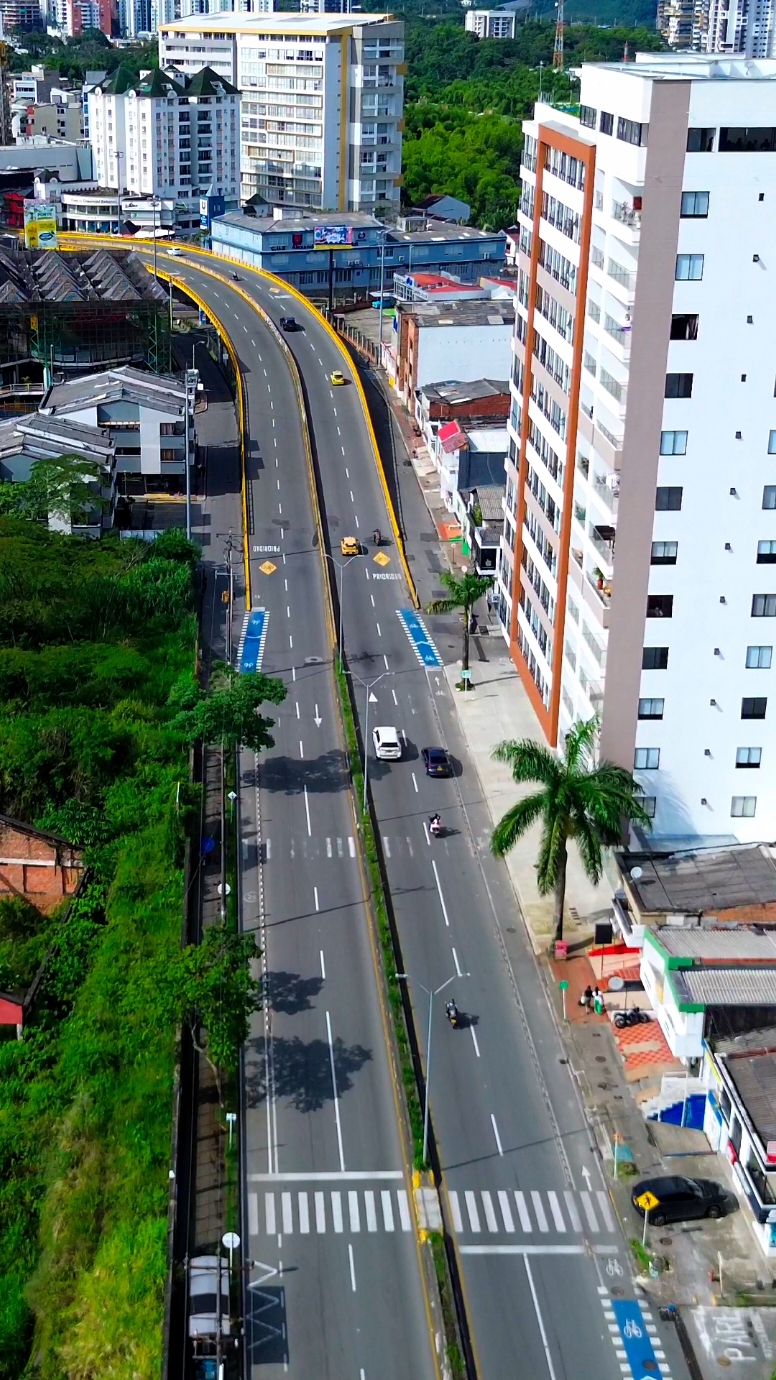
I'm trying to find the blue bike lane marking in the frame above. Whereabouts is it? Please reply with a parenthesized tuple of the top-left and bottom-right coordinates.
(611, 1298, 664, 1379)
(397, 609, 443, 668)
(239, 609, 269, 673)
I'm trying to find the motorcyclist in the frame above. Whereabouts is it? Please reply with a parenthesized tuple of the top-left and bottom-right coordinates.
(446, 999, 459, 1026)
(429, 813, 442, 836)
(373, 528, 381, 545)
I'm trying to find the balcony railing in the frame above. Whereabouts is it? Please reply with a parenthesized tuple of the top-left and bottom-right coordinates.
(595, 420, 623, 453)
(590, 530, 615, 565)
(607, 260, 637, 292)
(592, 474, 619, 512)
(612, 200, 641, 228)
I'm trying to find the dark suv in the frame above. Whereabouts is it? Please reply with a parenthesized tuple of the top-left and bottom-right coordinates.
(280, 316, 299, 332)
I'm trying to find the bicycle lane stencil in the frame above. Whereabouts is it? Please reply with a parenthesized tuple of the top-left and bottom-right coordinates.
(396, 610, 443, 668)
(611, 1297, 669, 1380)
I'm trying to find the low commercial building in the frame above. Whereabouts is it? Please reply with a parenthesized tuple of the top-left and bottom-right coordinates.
(0, 137, 94, 182)
(392, 297, 514, 405)
(0, 412, 115, 534)
(704, 1028, 776, 1257)
(415, 377, 511, 430)
(611, 843, 776, 948)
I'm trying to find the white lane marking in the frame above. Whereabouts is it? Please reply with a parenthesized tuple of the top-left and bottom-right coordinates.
(381, 1191, 395, 1232)
(314, 886, 319, 912)
(470, 1027, 480, 1057)
(463, 1245, 601, 1256)
(449, 1190, 463, 1233)
(491, 1114, 504, 1157)
(299, 1192, 310, 1233)
(354, 514, 359, 528)
(531, 1191, 549, 1232)
(249, 1192, 259, 1235)
(332, 1191, 344, 1233)
(320, 949, 326, 980)
(383, 654, 390, 670)
(423, 820, 431, 846)
(348, 1243, 357, 1292)
(514, 1192, 532, 1232)
(286, 605, 291, 618)
(304, 785, 312, 837)
(376, 622, 382, 637)
(350, 490, 354, 501)
(397, 1190, 412, 1231)
(284, 578, 288, 591)
(580, 1191, 599, 1231)
(326, 838, 333, 857)
(525, 1257, 559, 1380)
(265, 1193, 276, 1234)
(292, 666, 296, 681)
(289, 635, 293, 648)
(296, 702, 300, 719)
(250, 1171, 403, 1182)
(282, 1192, 293, 1234)
(371, 594, 375, 607)
(547, 1191, 566, 1232)
(392, 688, 398, 705)
(465, 1191, 481, 1232)
(482, 1191, 499, 1233)
(564, 1191, 582, 1232)
(326, 1010, 346, 1172)
(345, 467, 349, 478)
(412, 772, 418, 793)
(365, 1191, 377, 1232)
(432, 860, 451, 926)
(498, 1190, 515, 1232)
(597, 1191, 616, 1232)
(315, 1191, 326, 1233)
(384, 838, 391, 858)
(452, 946, 463, 977)
(299, 740, 304, 758)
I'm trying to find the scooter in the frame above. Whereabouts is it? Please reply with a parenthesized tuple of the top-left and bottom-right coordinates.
(613, 1006, 651, 1029)
(446, 1000, 459, 1029)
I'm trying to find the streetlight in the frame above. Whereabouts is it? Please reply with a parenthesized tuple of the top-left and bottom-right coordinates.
(323, 550, 366, 667)
(396, 970, 467, 1167)
(377, 226, 389, 363)
(112, 149, 124, 235)
(184, 367, 198, 542)
(344, 669, 392, 812)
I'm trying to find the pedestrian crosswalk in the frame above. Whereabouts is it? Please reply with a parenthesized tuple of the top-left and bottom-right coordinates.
(248, 1185, 617, 1239)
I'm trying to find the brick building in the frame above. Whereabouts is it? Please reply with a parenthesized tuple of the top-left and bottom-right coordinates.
(0, 815, 83, 915)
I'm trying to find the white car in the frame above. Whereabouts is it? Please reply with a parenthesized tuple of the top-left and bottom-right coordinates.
(167, 246, 183, 256)
(373, 726, 402, 760)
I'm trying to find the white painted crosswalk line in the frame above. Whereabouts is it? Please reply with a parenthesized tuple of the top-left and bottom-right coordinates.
(331, 1192, 344, 1233)
(547, 1191, 566, 1232)
(397, 1189, 412, 1232)
(531, 1191, 549, 1232)
(580, 1191, 600, 1232)
(514, 1191, 532, 1232)
(299, 1192, 310, 1234)
(249, 1192, 259, 1235)
(265, 1192, 276, 1235)
(498, 1191, 515, 1232)
(481, 1191, 499, 1233)
(465, 1191, 482, 1232)
(449, 1190, 464, 1233)
(282, 1192, 293, 1234)
(381, 1190, 395, 1232)
(315, 1191, 326, 1233)
(348, 1191, 360, 1233)
(564, 1191, 583, 1233)
(597, 1191, 616, 1232)
(365, 1190, 378, 1232)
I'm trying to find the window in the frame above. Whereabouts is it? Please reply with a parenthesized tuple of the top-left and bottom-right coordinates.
(643, 646, 669, 669)
(736, 746, 762, 767)
(638, 795, 657, 819)
(720, 127, 776, 152)
(769, 430, 776, 454)
(599, 111, 614, 135)
(671, 313, 699, 341)
(681, 191, 710, 217)
(753, 594, 776, 617)
(617, 116, 648, 146)
(731, 796, 757, 817)
(676, 254, 704, 281)
(665, 373, 693, 398)
(580, 104, 597, 129)
(660, 430, 688, 455)
(764, 486, 776, 509)
(647, 595, 673, 618)
(651, 541, 678, 565)
(687, 127, 715, 152)
(634, 747, 660, 769)
(747, 645, 772, 668)
(638, 698, 665, 719)
(656, 487, 683, 511)
(758, 541, 776, 563)
(742, 697, 767, 718)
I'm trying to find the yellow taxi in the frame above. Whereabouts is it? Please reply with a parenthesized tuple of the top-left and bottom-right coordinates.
(340, 536, 360, 557)
(330, 370, 347, 386)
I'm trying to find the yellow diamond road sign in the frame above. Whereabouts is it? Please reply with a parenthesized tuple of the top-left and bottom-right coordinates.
(373, 551, 391, 567)
(635, 1190, 660, 1213)
(259, 560, 277, 575)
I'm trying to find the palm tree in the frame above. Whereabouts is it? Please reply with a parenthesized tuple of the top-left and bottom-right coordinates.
(426, 570, 492, 690)
(490, 717, 652, 943)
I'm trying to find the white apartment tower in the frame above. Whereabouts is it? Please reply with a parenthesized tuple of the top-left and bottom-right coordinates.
(158, 12, 404, 211)
(500, 53, 776, 844)
(464, 9, 517, 39)
(704, 0, 776, 56)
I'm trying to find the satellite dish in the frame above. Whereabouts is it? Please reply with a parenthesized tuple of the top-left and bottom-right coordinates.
(630, 866, 643, 881)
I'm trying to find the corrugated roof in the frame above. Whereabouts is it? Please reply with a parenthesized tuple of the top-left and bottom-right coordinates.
(654, 929, 776, 960)
(674, 968, 776, 1006)
(725, 1049, 776, 1145)
(622, 843, 776, 914)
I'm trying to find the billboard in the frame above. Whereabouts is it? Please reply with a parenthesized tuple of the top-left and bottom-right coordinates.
(313, 224, 354, 249)
(200, 193, 226, 231)
(24, 200, 58, 250)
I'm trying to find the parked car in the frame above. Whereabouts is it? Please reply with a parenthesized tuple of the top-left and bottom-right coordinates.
(280, 316, 299, 331)
(373, 726, 402, 760)
(188, 1255, 230, 1340)
(421, 746, 452, 778)
(631, 1176, 730, 1226)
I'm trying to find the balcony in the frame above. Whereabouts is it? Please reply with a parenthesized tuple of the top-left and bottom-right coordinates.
(592, 472, 619, 512)
(612, 200, 641, 228)
(589, 523, 616, 568)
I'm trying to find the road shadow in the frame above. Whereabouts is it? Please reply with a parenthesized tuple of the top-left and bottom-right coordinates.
(267, 969, 324, 1015)
(244, 1034, 372, 1113)
(256, 749, 349, 795)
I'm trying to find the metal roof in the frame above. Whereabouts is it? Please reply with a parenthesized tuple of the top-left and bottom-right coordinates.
(621, 844, 776, 914)
(654, 929, 776, 960)
(403, 300, 515, 329)
(674, 968, 776, 1006)
(421, 378, 510, 404)
(44, 365, 185, 416)
(724, 1049, 776, 1146)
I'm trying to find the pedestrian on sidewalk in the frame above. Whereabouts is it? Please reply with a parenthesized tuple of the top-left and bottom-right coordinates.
(593, 986, 605, 1015)
(579, 984, 593, 1013)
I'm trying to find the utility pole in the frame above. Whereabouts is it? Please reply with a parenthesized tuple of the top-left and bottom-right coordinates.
(553, 0, 565, 69)
(185, 366, 198, 543)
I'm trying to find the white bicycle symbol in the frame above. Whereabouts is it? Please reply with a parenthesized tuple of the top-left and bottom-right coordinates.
(606, 1258, 624, 1277)
(623, 1319, 643, 1339)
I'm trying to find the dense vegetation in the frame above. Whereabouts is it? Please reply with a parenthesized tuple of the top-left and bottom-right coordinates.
(0, 522, 265, 1380)
(7, 27, 158, 82)
(400, 18, 664, 228)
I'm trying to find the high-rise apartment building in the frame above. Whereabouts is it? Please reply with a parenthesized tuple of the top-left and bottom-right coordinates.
(158, 12, 404, 212)
(704, 0, 776, 56)
(499, 53, 776, 842)
(464, 9, 517, 39)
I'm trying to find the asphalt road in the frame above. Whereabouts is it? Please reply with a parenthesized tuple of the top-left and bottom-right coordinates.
(147, 246, 688, 1380)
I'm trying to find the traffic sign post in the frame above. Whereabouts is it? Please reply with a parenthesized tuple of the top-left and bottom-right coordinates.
(558, 978, 569, 1021)
(635, 1190, 659, 1248)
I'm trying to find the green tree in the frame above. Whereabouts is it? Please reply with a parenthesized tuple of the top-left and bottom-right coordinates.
(490, 717, 652, 942)
(426, 570, 492, 689)
(178, 922, 262, 1102)
(26, 453, 109, 526)
(172, 665, 286, 751)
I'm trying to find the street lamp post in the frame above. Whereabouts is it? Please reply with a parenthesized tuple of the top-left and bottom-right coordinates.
(184, 367, 198, 543)
(324, 551, 365, 668)
(345, 669, 392, 812)
(377, 227, 388, 364)
(113, 150, 124, 235)
(396, 971, 462, 1167)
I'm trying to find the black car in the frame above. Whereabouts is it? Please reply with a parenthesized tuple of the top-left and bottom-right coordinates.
(631, 1175, 730, 1226)
(421, 746, 452, 778)
(280, 316, 299, 332)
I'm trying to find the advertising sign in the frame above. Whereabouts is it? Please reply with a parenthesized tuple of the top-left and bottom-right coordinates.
(313, 224, 354, 248)
(24, 200, 58, 250)
(200, 193, 226, 231)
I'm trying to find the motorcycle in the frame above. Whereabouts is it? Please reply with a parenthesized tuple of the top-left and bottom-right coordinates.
(373, 529, 382, 546)
(231, 272, 239, 281)
(613, 1006, 651, 1029)
(446, 1000, 459, 1029)
(429, 815, 443, 838)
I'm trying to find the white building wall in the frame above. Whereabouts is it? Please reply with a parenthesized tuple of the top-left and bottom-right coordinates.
(417, 324, 514, 394)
